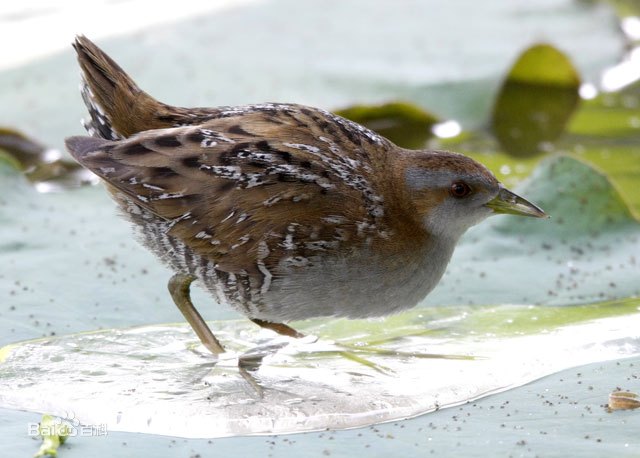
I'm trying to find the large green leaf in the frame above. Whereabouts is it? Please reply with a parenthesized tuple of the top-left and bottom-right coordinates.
(0, 301, 637, 439)
(334, 102, 439, 149)
(504, 44, 581, 87)
(490, 44, 581, 157)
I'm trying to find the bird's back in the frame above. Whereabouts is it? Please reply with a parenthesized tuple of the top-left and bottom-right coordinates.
(66, 101, 439, 320)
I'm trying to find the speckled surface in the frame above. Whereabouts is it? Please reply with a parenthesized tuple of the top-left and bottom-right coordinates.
(1, 1, 638, 456)
(3, 357, 640, 457)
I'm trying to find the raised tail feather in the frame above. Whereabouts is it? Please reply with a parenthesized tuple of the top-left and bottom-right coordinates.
(74, 35, 198, 139)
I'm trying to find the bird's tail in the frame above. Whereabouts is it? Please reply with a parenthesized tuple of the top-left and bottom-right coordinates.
(74, 35, 180, 139)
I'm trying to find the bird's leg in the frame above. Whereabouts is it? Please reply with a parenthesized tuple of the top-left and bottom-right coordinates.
(168, 273, 225, 355)
(250, 318, 305, 338)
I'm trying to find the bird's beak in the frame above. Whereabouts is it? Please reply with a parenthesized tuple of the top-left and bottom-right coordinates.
(485, 186, 548, 218)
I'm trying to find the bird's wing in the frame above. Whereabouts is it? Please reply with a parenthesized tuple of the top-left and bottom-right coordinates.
(66, 105, 392, 278)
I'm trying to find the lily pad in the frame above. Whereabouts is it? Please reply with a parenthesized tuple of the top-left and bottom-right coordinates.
(505, 44, 581, 87)
(0, 126, 94, 190)
(491, 44, 581, 157)
(0, 303, 638, 438)
(560, 79, 640, 219)
(335, 102, 438, 149)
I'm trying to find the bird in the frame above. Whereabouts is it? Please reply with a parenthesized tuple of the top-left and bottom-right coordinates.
(66, 36, 547, 355)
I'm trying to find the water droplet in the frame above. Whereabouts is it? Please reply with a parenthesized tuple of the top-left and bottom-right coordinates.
(431, 120, 461, 139)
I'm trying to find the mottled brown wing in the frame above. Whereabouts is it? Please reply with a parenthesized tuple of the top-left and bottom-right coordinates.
(67, 106, 391, 279)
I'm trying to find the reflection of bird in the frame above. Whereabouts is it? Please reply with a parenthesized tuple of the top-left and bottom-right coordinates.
(66, 36, 546, 355)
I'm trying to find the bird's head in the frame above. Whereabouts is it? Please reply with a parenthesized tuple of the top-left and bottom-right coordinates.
(401, 150, 546, 240)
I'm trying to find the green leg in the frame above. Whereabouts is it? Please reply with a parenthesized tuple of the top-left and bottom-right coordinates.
(168, 273, 225, 355)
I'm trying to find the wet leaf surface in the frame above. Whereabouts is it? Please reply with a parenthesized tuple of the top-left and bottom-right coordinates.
(1, 304, 638, 438)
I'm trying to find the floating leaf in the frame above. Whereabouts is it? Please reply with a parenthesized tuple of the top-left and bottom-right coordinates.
(335, 102, 438, 149)
(0, 149, 21, 172)
(491, 44, 581, 157)
(0, 126, 47, 169)
(0, 127, 94, 190)
(0, 304, 638, 438)
(505, 44, 580, 87)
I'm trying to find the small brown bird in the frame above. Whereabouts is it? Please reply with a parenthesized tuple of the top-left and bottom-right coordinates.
(66, 36, 546, 355)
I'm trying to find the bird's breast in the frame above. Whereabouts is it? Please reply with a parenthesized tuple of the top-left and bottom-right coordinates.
(256, 240, 455, 322)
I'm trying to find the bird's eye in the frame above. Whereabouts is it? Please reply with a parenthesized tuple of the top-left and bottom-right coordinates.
(450, 181, 472, 198)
